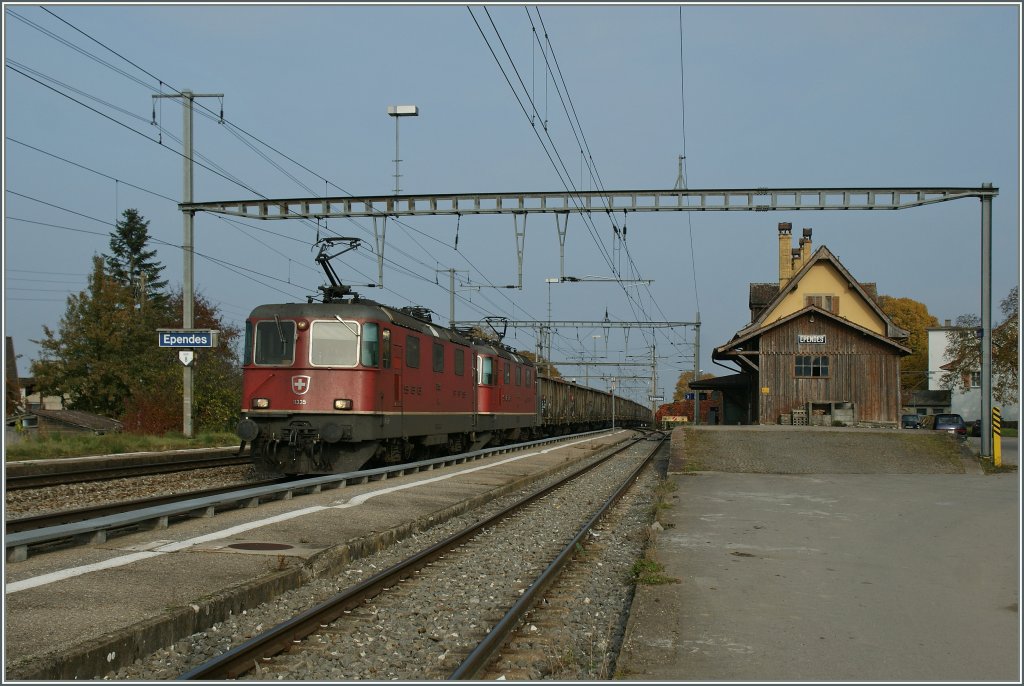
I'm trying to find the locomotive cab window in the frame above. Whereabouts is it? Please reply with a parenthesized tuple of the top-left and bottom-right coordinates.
(432, 342, 444, 372)
(478, 356, 494, 385)
(454, 348, 465, 376)
(504, 362, 511, 384)
(310, 320, 359, 367)
(516, 365, 522, 386)
(361, 322, 380, 367)
(243, 321, 253, 365)
(254, 318, 295, 365)
(381, 329, 391, 369)
(406, 336, 420, 368)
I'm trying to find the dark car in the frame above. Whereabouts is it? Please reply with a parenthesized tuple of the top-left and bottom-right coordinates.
(901, 414, 922, 429)
(929, 413, 967, 440)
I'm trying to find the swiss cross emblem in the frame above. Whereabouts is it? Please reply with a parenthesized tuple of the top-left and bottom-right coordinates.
(291, 375, 311, 395)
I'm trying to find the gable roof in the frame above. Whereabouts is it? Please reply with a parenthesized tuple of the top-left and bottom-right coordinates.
(739, 245, 907, 340)
(749, 283, 779, 309)
(715, 304, 912, 360)
(23, 409, 123, 432)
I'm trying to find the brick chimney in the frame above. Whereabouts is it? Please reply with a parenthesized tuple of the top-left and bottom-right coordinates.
(778, 222, 793, 287)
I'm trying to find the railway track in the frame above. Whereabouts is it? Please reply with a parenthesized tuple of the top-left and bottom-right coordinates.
(178, 433, 665, 680)
(4, 478, 289, 535)
(5, 449, 248, 490)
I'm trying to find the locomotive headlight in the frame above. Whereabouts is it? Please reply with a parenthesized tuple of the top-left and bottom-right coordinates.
(334, 398, 353, 410)
(252, 398, 270, 409)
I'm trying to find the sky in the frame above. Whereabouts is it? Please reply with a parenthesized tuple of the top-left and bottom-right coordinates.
(3, 2, 1021, 407)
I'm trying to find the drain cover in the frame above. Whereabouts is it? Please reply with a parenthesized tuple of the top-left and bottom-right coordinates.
(227, 542, 294, 551)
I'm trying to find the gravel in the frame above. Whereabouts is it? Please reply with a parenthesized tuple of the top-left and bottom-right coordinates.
(3, 466, 257, 519)
(99, 439, 665, 681)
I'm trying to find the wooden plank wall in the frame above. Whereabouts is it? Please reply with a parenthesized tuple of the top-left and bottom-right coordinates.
(757, 313, 902, 424)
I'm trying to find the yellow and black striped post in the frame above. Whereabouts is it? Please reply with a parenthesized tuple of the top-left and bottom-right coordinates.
(992, 407, 1002, 467)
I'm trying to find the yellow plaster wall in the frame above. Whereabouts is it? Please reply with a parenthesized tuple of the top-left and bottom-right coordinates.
(763, 261, 885, 334)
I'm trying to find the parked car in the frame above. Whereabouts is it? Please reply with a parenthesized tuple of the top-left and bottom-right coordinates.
(923, 413, 967, 440)
(901, 414, 922, 429)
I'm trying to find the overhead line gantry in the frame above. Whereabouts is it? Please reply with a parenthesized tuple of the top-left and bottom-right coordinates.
(182, 183, 998, 452)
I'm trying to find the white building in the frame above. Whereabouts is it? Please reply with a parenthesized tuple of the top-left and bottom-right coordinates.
(927, 323, 1018, 423)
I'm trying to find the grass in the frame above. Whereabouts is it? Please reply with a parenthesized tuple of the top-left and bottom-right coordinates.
(4, 431, 239, 461)
(978, 457, 1018, 475)
(631, 557, 678, 586)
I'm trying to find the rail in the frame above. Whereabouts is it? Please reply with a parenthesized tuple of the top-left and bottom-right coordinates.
(176, 431, 652, 680)
(4, 430, 612, 563)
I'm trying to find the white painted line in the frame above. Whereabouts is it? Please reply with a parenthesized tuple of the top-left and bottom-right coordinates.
(6, 551, 163, 593)
(5, 433, 618, 595)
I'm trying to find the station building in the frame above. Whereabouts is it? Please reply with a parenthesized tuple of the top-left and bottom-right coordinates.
(698, 223, 911, 426)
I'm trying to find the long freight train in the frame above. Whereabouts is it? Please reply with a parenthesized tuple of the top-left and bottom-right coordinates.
(235, 298, 651, 476)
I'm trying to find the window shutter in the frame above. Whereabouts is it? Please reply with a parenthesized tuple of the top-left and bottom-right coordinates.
(831, 295, 840, 314)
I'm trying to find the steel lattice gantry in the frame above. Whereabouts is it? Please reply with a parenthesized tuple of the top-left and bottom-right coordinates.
(181, 186, 996, 219)
(181, 183, 999, 455)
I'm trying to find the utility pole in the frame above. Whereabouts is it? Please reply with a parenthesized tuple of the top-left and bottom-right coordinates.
(435, 267, 468, 328)
(154, 89, 223, 438)
(651, 337, 657, 422)
(693, 311, 701, 425)
(980, 182, 993, 457)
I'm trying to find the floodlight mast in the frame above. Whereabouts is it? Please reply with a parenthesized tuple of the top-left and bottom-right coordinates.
(387, 105, 419, 196)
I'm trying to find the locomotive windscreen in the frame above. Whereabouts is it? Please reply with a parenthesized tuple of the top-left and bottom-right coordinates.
(254, 319, 295, 365)
(310, 320, 359, 366)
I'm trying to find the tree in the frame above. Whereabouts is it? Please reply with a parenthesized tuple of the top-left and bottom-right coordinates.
(673, 370, 716, 401)
(31, 255, 167, 417)
(122, 290, 243, 434)
(104, 208, 168, 307)
(517, 350, 561, 379)
(941, 286, 1019, 406)
(877, 294, 939, 393)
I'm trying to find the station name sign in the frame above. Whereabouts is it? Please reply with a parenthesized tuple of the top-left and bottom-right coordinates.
(157, 329, 218, 348)
(798, 334, 826, 344)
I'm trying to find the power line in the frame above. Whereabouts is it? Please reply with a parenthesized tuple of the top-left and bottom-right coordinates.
(10, 9, 548, 353)
(678, 7, 701, 315)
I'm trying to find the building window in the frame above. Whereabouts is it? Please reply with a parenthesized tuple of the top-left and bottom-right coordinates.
(795, 355, 829, 377)
(805, 294, 839, 314)
(969, 371, 981, 388)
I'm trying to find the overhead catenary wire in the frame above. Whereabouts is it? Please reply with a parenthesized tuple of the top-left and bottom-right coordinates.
(24, 7, 530, 319)
(10, 7, 621, 360)
(477, 7, 672, 355)
(38, 6, 543, 346)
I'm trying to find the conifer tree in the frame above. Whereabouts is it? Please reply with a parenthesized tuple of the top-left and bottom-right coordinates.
(104, 208, 168, 307)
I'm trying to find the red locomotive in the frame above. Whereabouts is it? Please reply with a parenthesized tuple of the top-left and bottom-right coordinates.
(235, 238, 650, 475)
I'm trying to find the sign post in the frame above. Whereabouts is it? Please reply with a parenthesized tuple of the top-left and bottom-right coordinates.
(157, 329, 219, 437)
(992, 406, 1002, 467)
